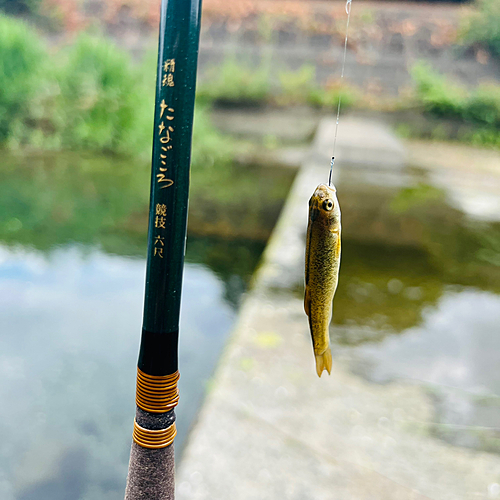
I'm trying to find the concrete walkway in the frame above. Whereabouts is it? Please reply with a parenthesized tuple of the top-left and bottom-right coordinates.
(176, 118, 500, 500)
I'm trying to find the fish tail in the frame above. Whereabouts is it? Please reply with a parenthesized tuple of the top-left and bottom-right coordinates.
(315, 347, 332, 377)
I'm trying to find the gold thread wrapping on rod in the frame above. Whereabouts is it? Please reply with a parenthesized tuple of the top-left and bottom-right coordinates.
(133, 419, 177, 449)
(135, 368, 180, 413)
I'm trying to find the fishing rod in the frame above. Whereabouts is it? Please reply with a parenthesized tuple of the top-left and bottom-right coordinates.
(329, 0, 353, 187)
(124, 0, 202, 499)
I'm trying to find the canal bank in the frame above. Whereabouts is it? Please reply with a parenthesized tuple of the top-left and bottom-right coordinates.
(176, 116, 500, 500)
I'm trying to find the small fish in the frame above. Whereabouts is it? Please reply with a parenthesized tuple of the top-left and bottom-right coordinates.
(304, 183, 341, 377)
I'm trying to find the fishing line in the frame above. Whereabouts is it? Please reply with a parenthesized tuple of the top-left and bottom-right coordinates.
(328, 0, 353, 187)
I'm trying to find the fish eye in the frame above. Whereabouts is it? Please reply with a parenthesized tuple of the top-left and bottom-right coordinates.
(322, 199, 334, 211)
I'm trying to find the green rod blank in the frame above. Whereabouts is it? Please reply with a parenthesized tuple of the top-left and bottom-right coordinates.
(138, 0, 203, 377)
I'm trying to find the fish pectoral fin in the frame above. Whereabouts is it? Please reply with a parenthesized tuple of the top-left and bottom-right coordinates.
(335, 235, 341, 260)
(315, 348, 332, 377)
(304, 286, 311, 317)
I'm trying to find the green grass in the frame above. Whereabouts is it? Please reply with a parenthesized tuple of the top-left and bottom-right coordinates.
(0, 14, 240, 167)
(0, 14, 48, 144)
(411, 62, 466, 118)
(197, 58, 357, 111)
(0, 15, 155, 154)
(197, 57, 272, 106)
(409, 61, 500, 147)
(56, 34, 152, 155)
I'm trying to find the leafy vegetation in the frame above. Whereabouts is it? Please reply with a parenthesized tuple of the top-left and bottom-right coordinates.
(0, 15, 48, 144)
(0, 14, 241, 168)
(197, 57, 272, 106)
(411, 62, 466, 118)
(0, 15, 151, 154)
(56, 34, 152, 154)
(0, 14, 356, 157)
(197, 58, 356, 110)
(2, 12, 500, 157)
(410, 61, 500, 147)
(461, 0, 500, 58)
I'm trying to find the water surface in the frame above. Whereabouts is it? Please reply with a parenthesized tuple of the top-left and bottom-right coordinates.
(0, 152, 294, 500)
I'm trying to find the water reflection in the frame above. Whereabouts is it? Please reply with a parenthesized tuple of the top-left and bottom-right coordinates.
(343, 288, 500, 452)
(348, 288, 500, 394)
(0, 152, 293, 255)
(0, 152, 293, 500)
(0, 246, 235, 500)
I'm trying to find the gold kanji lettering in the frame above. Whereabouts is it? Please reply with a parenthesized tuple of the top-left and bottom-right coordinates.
(155, 216, 166, 229)
(162, 73, 174, 87)
(163, 59, 175, 72)
(156, 204, 167, 216)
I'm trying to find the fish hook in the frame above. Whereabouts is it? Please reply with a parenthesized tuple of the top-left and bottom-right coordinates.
(346, 0, 352, 15)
